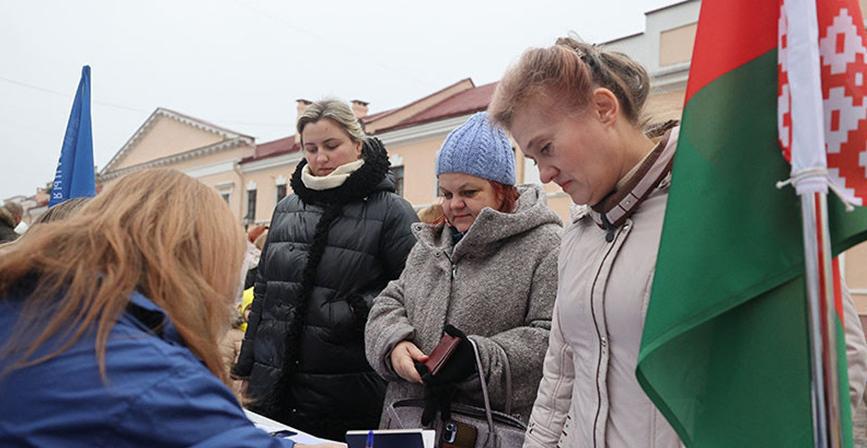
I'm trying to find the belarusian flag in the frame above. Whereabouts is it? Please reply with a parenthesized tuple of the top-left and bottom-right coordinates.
(636, 0, 867, 446)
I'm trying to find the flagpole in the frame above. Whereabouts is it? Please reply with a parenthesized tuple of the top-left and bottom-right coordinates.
(802, 191, 843, 448)
(782, 0, 851, 442)
(815, 193, 843, 448)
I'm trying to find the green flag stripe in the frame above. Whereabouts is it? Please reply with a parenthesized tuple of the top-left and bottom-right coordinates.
(638, 276, 814, 446)
(837, 317, 855, 448)
(637, 45, 867, 446)
(639, 50, 802, 350)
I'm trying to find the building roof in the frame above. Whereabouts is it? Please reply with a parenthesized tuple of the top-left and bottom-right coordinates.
(241, 135, 300, 163)
(101, 107, 253, 174)
(644, 0, 699, 15)
(602, 31, 644, 45)
(241, 78, 494, 163)
(374, 81, 497, 134)
(360, 78, 475, 129)
(360, 107, 397, 124)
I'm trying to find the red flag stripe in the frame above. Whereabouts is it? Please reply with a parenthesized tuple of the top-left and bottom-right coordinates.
(833, 257, 845, 321)
(685, 0, 779, 102)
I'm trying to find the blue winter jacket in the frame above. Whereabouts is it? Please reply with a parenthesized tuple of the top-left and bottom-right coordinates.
(0, 288, 294, 448)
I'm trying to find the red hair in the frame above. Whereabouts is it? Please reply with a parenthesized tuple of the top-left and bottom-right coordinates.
(434, 181, 519, 226)
(490, 181, 519, 213)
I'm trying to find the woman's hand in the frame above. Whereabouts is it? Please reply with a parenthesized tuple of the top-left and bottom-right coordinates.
(390, 341, 428, 384)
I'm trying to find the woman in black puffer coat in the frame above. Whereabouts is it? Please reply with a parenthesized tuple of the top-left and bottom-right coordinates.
(232, 99, 418, 440)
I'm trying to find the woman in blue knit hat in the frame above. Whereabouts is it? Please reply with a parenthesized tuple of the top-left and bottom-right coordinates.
(365, 111, 563, 432)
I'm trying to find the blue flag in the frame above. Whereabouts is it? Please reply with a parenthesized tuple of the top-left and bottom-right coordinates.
(50, 65, 95, 206)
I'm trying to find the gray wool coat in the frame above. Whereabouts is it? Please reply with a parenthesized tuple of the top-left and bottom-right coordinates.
(365, 185, 562, 424)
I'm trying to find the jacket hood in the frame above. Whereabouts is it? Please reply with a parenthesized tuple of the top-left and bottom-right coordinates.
(412, 184, 562, 257)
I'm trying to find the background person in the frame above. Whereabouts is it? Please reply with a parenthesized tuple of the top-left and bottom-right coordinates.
(222, 228, 270, 388)
(0, 202, 23, 243)
(233, 99, 418, 440)
(243, 225, 268, 292)
(0, 198, 90, 255)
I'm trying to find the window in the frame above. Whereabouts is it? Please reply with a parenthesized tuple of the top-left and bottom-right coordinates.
(392, 166, 405, 197)
(276, 184, 287, 203)
(245, 189, 257, 223)
(659, 23, 698, 67)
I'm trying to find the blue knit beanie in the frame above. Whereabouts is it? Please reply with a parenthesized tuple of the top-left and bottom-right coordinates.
(435, 112, 516, 185)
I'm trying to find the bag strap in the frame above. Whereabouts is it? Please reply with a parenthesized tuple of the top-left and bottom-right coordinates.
(500, 344, 513, 415)
(468, 338, 496, 436)
(469, 339, 513, 415)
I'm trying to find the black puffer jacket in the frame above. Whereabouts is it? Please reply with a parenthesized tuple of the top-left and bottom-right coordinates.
(233, 140, 418, 440)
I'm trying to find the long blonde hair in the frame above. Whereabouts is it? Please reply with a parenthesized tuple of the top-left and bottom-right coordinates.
(0, 169, 245, 384)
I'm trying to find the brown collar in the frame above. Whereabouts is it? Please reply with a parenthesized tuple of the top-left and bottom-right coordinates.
(589, 130, 676, 241)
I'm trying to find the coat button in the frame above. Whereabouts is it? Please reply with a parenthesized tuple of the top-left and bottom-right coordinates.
(601, 337, 608, 347)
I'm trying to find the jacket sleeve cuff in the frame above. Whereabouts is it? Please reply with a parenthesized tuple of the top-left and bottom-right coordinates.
(376, 324, 415, 380)
(524, 418, 564, 447)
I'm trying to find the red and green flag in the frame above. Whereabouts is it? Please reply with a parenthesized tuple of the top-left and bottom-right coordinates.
(636, 0, 867, 446)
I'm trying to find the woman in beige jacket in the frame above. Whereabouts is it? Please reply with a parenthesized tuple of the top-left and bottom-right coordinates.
(488, 37, 867, 447)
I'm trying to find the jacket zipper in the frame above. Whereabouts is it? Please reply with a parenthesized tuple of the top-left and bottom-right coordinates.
(589, 224, 625, 448)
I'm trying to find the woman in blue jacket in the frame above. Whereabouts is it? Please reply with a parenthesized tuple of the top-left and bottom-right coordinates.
(0, 169, 341, 448)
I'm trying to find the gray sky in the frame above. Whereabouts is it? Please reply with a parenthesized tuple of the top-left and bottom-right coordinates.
(0, 0, 675, 200)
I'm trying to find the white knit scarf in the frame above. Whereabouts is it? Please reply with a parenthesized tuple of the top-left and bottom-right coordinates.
(301, 159, 365, 191)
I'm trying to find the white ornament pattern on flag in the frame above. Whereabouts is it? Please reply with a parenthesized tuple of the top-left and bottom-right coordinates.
(818, 9, 866, 74)
(778, 6, 793, 162)
(820, 6, 867, 206)
(829, 166, 861, 202)
(825, 86, 866, 154)
(779, 2, 867, 206)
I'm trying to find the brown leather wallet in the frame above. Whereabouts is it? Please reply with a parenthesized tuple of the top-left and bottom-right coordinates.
(423, 332, 461, 376)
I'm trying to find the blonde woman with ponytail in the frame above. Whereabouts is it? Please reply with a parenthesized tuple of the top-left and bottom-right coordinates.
(490, 37, 867, 448)
(0, 169, 341, 448)
(490, 38, 694, 447)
